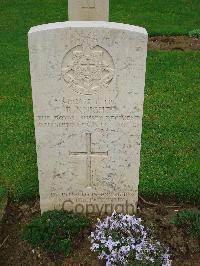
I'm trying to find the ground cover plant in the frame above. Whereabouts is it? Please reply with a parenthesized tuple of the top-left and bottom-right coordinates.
(0, 0, 200, 203)
(189, 29, 200, 38)
(172, 209, 200, 236)
(21, 210, 90, 256)
(90, 212, 171, 265)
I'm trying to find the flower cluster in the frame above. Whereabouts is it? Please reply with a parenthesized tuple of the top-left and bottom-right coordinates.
(90, 212, 171, 266)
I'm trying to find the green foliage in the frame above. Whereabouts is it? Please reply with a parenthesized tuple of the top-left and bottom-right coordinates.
(21, 210, 90, 256)
(172, 209, 200, 236)
(0, 187, 7, 218)
(189, 29, 200, 38)
(0, 187, 6, 199)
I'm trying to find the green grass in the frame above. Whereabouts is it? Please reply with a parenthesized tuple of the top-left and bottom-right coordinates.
(0, 1, 200, 203)
(140, 51, 200, 203)
(110, 0, 200, 35)
(0, 187, 7, 217)
(0, 0, 199, 37)
(172, 209, 200, 236)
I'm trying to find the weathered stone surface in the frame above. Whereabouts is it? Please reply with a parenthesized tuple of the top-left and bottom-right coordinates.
(28, 21, 148, 214)
(68, 0, 109, 21)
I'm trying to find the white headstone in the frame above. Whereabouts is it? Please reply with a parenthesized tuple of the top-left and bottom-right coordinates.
(28, 21, 147, 215)
(68, 0, 109, 21)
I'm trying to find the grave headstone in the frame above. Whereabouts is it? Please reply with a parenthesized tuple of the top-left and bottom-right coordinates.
(68, 0, 109, 21)
(29, 21, 147, 214)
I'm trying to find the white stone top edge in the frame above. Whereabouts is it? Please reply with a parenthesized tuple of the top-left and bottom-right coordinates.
(28, 21, 147, 36)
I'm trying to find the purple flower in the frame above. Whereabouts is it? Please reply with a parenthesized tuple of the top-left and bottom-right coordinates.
(89, 212, 171, 266)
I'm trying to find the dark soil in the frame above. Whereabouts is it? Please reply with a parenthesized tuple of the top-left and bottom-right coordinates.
(148, 36, 200, 51)
(0, 200, 200, 266)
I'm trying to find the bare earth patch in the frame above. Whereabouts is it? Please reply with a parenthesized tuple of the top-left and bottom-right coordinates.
(0, 200, 200, 266)
(148, 36, 200, 51)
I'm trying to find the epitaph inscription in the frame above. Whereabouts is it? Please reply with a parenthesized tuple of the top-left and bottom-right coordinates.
(28, 21, 148, 214)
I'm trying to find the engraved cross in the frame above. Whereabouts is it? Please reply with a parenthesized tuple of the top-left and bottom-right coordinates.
(69, 133, 108, 188)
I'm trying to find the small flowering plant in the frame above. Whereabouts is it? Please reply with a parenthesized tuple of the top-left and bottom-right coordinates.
(90, 212, 171, 266)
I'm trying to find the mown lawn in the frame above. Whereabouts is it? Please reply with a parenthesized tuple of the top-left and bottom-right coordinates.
(0, 0, 200, 203)
(140, 51, 200, 203)
(110, 0, 200, 35)
(0, 0, 199, 37)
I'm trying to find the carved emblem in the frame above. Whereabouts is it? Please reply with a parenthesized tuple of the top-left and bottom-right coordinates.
(62, 44, 114, 94)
